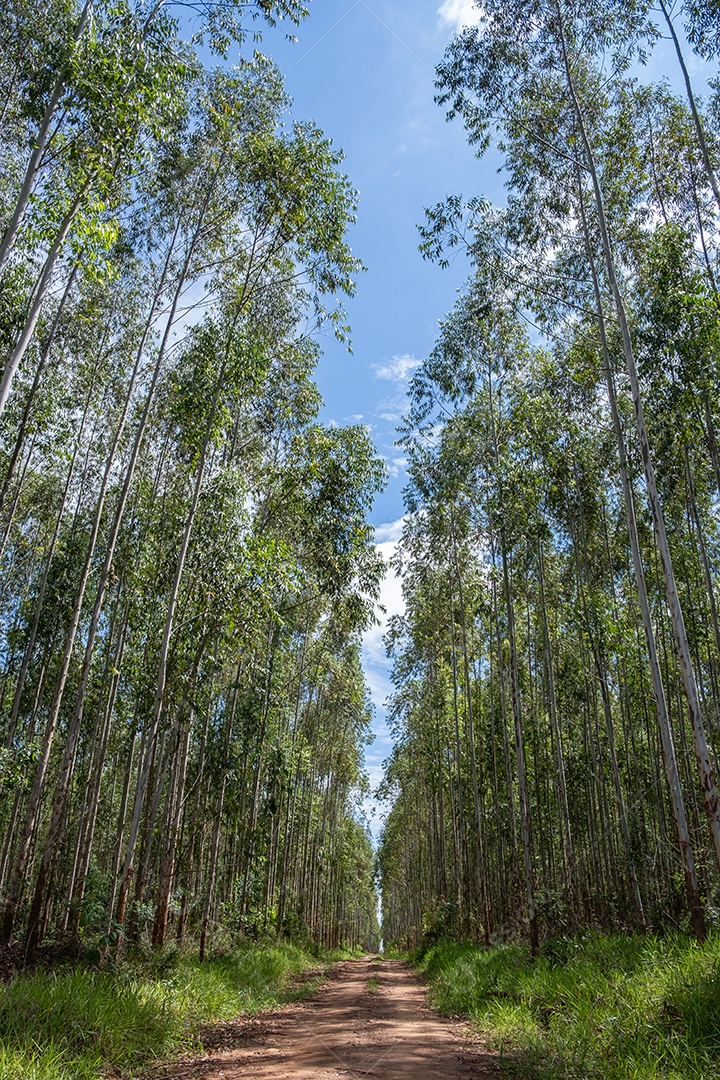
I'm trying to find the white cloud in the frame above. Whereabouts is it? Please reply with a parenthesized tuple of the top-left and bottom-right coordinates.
(382, 456, 408, 480)
(362, 518, 406, 677)
(374, 518, 405, 544)
(382, 454, 406, 479)
(373, 353, 421, 384)
(438, 0, 483, 31)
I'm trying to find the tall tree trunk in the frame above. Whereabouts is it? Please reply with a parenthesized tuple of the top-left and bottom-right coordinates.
(199, 663, 242, 960)
(0, 1, 94, 281)
(537, 542, 577, 904)
(0, 263, 79, 519)
(451, 518, 491, 944)
(0, 178, 93, 414)
(576, 170, 707, 940)
(659, 0, 720, 213)
(152, 711, 192, 947)
(488, 377, 537, 955)
(561, 12, 720, 882)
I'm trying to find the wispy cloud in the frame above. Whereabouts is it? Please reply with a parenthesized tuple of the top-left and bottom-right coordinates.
(438, 0, 483, 32)
(373, 352, 421, 384)
(380, 455, 406, 480)
(372, 354, 420, 430)
(363, 664, 393, 711)
(375, 519, 405, 544)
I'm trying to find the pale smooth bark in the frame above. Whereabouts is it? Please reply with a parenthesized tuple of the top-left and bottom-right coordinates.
(0, 1, 94, 280)
(577, 175, 706, 939)
(659, 0, 720, 213)
(561, 11, 720, 888)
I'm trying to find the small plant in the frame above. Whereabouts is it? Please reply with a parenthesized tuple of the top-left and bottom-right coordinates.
(367, 976, 380, 994)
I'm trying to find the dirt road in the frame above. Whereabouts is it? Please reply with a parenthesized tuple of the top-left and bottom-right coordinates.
(156, 956, 501, 1079)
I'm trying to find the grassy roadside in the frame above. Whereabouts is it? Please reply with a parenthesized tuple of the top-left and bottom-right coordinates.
(0, 941, 347, 1080)
(414, 932, 720, 1080)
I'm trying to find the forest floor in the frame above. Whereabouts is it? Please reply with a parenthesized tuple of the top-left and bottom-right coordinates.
(148, 955, 503, 1079)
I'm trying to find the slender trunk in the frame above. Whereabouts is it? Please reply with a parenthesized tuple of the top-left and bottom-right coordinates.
(106, 718, 138, 935)
(0, 178, 93, 414)
(490, 552, 521, 899)
(151, 712, 192, 947)
(659, 0, 720, 213)
(0, 263, 79, 518)
(562, 15, 720, 881)
(684, 445, 720, 667)
(576, 171, 706, 940)
(5, 398, 86, 745)
(66, 612, 128, 934)
(450, 517, 490, 944)
(0, 1, 94, 280)
(487, 377, 537, 955)
(537, 542, 577, 902)
(0, 430, 37, 560)
(200, 664, 242, 960)
(702, 398, 720, 504)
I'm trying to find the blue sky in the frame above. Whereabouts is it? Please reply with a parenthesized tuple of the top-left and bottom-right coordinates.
(263, 1, 489, 516)
(255, 1, 715, 837)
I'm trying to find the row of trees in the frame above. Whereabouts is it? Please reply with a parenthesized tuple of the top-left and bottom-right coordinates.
(378, 0, 720, 951)
(0, 0, 381, 959)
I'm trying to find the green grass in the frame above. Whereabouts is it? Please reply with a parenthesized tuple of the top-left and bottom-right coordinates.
(0, 941, 337, 1080)
(415, 931, 720, 1080)
(367, 975, 380, 994)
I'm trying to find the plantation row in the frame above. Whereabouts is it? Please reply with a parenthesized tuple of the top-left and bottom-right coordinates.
(378, 1, 720, 950)
(0, 1, 381, 959)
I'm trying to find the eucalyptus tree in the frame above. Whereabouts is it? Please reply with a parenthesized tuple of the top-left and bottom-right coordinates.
(0, 2, 192, 414)
(380, 245, 720, 944)
(0, 0, 389, 958)
(0, 58, 287, 947)
(109, 104, 365, 944)
(423, 0, 720, 925)
(377, 0, 720, 952)
(385, 301, 537, 948)
(147, 419, 383, 951)
(656, 1, 720, 212)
